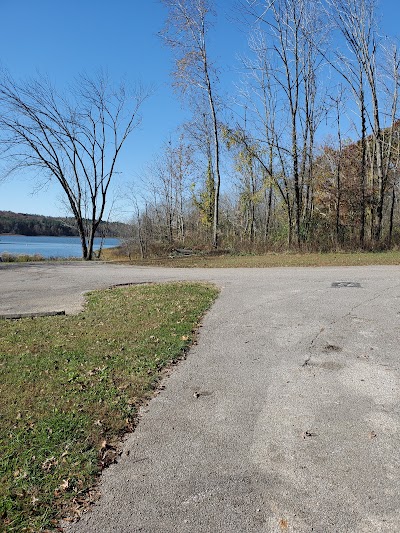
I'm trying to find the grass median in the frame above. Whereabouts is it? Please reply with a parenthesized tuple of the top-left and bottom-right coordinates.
(0, 282, 218, 531)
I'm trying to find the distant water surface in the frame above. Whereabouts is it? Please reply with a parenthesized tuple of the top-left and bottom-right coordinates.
(0, 235, 120, 259)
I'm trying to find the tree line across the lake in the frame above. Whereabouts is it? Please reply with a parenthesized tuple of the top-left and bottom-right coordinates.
(0, 211, 129, 238)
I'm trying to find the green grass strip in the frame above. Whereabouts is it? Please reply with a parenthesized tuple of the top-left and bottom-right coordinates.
(0, 282, 218, 531)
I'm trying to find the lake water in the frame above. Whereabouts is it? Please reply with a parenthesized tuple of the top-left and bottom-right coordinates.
(0, 235, 120, 259)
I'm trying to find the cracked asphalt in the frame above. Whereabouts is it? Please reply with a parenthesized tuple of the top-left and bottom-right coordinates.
(1, 262, 400, 532)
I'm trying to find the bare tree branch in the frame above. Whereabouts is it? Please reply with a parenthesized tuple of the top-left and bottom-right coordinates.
(0, 71, 150, 259)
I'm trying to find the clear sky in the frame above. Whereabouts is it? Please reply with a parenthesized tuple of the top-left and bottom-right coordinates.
(0, 0, 399, 220)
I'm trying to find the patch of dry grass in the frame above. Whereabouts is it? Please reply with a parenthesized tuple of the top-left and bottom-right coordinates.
(101, 248, 400, 268)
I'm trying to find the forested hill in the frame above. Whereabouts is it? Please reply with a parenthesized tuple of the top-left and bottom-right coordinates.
(0, 211, 129, 237)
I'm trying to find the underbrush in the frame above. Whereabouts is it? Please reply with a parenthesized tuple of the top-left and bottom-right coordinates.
(101, 245, 400, 268)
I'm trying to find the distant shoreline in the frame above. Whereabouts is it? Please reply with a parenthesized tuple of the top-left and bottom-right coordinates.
(0, 234, 120, 239)
(1, 234, 77, 237)
(0, 211, 129, 238)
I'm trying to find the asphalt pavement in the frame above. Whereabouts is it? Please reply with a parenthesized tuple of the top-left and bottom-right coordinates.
(1, 262, 399, 532)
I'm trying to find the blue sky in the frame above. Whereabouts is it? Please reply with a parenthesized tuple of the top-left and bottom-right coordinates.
(0, 0, 399, 219)
(0, 1, 185, 218)
(0, 0, 246, 219)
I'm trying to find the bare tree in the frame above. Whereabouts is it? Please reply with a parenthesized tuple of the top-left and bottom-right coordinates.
(160, 0, 222, 248)
(331, 88, 346, 247)
(0, 71, 149, 259)
(234, 0, 327, 247)
(326, 0, 400, 246)
(142, 138, 194, 246)
(379, 42, 400, 245)
(234, 30, 280, 245)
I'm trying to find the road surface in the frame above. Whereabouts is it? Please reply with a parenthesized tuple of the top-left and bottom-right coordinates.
(1, 262, 399, 532)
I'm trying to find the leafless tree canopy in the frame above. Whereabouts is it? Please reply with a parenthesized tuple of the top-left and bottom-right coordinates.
(0, 71, 149, 259)
(124, 0, 400, 256)
(160, 0, 222, 248)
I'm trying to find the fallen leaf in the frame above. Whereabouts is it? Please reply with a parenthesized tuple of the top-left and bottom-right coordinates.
(302, 430, 317, 439)
(100, 448, 118, 468)
(60, 479, 69, 491)
(42, 456, 57, 471)
(279, 518, 289, 530)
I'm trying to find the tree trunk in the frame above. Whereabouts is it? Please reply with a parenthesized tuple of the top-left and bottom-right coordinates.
(388, 186, 396, 248)
(360, 89, 367, 249)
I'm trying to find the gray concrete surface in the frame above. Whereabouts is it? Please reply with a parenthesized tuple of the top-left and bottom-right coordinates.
(1, 262, 400, 532)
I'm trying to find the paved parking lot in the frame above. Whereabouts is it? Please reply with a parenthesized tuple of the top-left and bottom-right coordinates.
(2, 262, 400, 532)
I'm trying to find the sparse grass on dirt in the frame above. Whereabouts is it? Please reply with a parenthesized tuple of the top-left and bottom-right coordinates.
(0, 282, 218, 531)
(0, 253, 82, 263)
(101, 248, 400, 268)
(0, 253, 47, 263)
